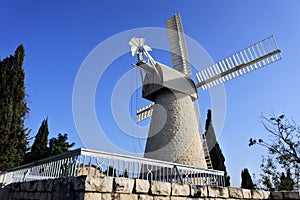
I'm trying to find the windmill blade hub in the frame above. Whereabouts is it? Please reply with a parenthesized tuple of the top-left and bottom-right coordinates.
(129, 37, 152, 57)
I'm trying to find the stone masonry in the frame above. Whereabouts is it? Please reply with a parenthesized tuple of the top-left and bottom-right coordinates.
(144, 89, 207, 168)
(1, 176, 299, 200)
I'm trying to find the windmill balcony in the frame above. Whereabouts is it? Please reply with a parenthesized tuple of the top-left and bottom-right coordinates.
(0, 148, 225, 187)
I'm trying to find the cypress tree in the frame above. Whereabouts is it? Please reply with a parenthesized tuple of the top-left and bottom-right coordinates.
(0, 45, 29, 171)
(30, 118, 49, 161)
(241, 168, 255, 189)
(24, 120, 75, 163)
(204, 109, 231, 186)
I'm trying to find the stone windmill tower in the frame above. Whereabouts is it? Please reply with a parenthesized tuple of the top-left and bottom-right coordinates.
(129, 14, 282, 168)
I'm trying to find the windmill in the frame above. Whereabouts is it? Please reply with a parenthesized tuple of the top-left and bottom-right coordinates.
(129, 13, 282, 169)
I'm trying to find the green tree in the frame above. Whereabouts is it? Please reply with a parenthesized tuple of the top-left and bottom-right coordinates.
(259, 156, 296, 191)
(0, 45, 29, 171)
(204, 109, 230, 186)
(277, 168, 294, 191)
(241, 168, 255, 189)
(48, 133, 75, 156)
(259, 156, 278, 191)
(249, 113, 298, 190)
(30, 118, 49, 162)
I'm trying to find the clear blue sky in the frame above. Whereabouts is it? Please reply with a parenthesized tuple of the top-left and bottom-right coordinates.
(1, 1, 300, 187)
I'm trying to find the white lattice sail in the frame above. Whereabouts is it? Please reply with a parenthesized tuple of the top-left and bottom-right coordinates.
(167, 13, 191, 76)
(136, 102, 154, 123)
(195, 35, 282, 90)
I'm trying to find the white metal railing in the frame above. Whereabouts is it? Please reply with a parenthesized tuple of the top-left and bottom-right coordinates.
(0, 148, 224, 187)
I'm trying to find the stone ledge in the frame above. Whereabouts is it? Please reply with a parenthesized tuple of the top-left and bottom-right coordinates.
(84, 192, 102, 200)
(114, 193, 138, 200)
(251, 189, 263, 199)
(228, 187, 243, 198)
(135, 179, 150, 194)
(151, 181, 171, 196)
(73, 175, 87, 191)
(153, 196, 170, 200)
(171, 183, 189, 196)
(282, 191, 300, 199)
(36, 180, 47, 192)
(271, 191, 300, 199)
(46, 179, 54, 192)
(190, 185, 207, 197)
(207, 186, 229, 198)
(0, 188, 12, 200)
(1, 175, 300, 200)
(139, 194, 154, 200)
(241, 188, 251, 199)
(271, 191, 283, 199)
(283, 191, 300, 199)
(261, 190, 271, 199)
(170, 197, 189, 200)
(85, 176, 113, 192)
(114, 177, 134, 194)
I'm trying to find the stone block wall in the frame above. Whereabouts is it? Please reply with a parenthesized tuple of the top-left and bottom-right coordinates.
(0, 175, 299, 199)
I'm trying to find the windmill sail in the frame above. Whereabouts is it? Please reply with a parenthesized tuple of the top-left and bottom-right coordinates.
(136, 102, 155, 123)
(195, 35, 282, 90)
(167, 13, 191, 76)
